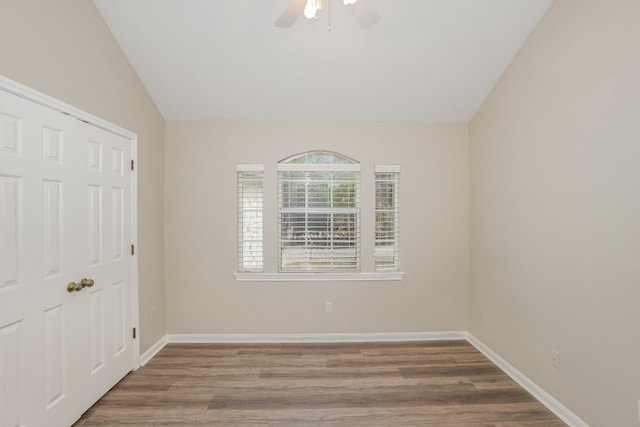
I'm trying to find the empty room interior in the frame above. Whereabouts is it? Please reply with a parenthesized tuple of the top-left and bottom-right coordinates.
(0, 0, 638, 426)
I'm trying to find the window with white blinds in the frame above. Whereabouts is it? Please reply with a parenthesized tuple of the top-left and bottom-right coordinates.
(375, 165, 399, 272)
(237, 164, 264, 272)
(278, 152, 360, 272)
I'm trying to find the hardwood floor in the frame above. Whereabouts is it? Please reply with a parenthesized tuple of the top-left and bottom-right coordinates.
(74, 340, 566, 426)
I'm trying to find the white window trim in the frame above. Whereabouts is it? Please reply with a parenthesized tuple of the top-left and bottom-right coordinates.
(278, 163, 360, 172)
(374, 165, 400, 174)
(237, 163, 264, 172)
(234, 272, 404, 282)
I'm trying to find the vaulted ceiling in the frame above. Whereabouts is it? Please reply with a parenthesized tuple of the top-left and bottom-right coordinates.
(93, 0, 552, 123)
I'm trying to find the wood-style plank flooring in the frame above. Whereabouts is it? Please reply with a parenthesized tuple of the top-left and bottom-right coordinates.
(74, 341, 566, 426)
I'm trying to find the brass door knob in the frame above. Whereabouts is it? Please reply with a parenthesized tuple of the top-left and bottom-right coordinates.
(80, 278, 94, 288)
(67, 282, 83, 292)
(66, 278, 95, 292)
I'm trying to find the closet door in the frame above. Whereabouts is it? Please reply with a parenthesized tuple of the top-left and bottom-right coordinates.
(0, 88, 135, 427)
(76, 120, 134, 413)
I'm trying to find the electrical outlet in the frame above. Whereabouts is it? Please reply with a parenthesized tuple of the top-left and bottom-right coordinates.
(325, 302, 333, 314)
(550, 349, 560, 369)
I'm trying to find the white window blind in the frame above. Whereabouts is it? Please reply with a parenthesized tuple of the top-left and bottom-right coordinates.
(375, 165, 399, 272)
(278, 152, 360, 272)
(237, 164, 264, 272)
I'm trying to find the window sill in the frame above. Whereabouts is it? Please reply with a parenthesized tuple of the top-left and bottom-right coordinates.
(234, 272, 404, 282)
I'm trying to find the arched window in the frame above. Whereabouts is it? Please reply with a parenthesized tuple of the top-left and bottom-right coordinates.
(278, 151, 360, 272)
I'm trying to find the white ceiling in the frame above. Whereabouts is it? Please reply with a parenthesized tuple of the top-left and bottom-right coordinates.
(93, 0, 552, 123)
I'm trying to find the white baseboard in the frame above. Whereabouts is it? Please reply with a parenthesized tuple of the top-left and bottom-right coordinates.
(466, 333, 588, 427)
(139, 335, 168, 367)
(165, 331, 466, 344)
(139, 331, 587, 426)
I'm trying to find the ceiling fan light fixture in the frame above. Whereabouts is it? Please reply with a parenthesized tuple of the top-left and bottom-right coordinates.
(275, 0, 376, 29)
(304, 0, 323, 19)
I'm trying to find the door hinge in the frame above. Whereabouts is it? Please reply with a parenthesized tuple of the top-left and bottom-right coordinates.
(133, 327, 136, 339)
(131, 244, 135, 255)
(131, 159, 135, 171)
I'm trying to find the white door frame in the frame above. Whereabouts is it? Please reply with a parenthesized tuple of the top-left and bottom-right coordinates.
(0, 74, 141, 370)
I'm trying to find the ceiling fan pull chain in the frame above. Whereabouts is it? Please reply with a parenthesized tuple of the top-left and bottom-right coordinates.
(327, 0, 331, 31)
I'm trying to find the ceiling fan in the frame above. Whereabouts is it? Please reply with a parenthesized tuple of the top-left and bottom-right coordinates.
(275, 0, 380, 29)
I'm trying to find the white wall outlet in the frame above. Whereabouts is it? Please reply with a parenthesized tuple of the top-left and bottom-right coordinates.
(550, 349, 560, 369)
(325, 302, 333, 314)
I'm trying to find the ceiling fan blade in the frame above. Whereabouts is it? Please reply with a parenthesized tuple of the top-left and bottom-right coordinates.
(275, 0, 307, 28)
(346, 0, 380, 29)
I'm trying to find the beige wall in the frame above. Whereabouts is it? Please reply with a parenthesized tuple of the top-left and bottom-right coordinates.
(0, 0, 166, 353)
(165, 121, 469, 335)
(469, 0, 640, 425)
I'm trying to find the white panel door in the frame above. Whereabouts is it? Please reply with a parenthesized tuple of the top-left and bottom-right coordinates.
(0, 87, 135, 427)
(0, 94, 82, 427)
(75, 121, 133, 412)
